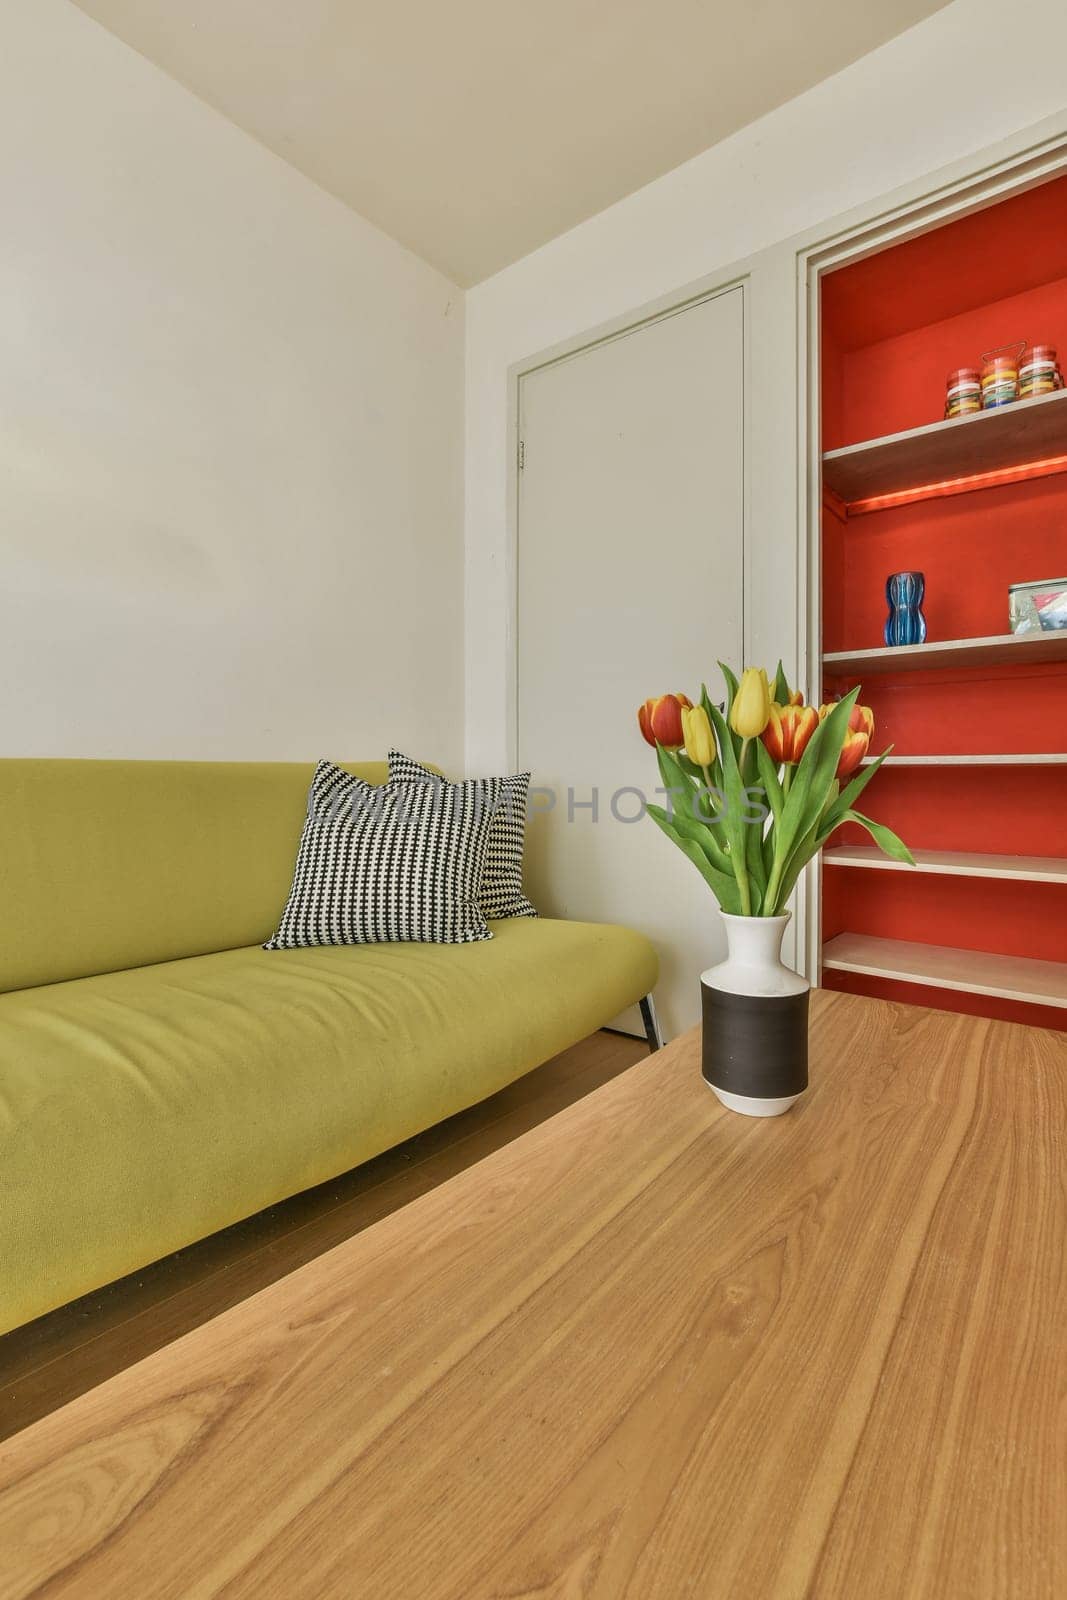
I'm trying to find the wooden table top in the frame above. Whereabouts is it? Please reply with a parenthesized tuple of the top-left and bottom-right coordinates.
(1, 991, 1064, 1599)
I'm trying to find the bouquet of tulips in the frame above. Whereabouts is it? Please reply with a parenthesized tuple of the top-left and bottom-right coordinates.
(637, 664, 913, 917)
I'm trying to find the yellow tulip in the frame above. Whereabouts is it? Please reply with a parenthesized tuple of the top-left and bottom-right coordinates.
(681, 704, 715, 767)
(730, 668, 772, 738)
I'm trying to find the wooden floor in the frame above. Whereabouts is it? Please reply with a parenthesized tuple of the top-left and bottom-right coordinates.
(0, 1029, 647, 1444)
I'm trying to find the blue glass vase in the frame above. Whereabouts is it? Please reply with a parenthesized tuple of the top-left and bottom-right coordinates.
(884, 571, 927, 646)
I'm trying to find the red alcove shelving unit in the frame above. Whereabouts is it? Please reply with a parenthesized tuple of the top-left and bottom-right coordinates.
(818, 174, 1067, 1027)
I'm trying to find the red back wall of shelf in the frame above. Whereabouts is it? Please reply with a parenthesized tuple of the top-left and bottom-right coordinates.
(819, 174, 1067, 1028)
(822, 474, 1067, 653)
(827, 766, 1067, 856)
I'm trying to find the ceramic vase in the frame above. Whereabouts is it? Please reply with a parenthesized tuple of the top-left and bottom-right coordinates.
(700, 911, 809, 1117)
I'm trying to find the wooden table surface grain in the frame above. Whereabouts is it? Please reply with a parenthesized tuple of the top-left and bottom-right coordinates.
(1, 992, 1064, 1599)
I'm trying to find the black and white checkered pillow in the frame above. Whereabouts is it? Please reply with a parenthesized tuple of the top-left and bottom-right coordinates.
(265, 760, 502, 949)
(388, 751, 537, 921)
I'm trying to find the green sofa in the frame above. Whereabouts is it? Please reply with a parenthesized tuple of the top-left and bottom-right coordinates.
(0, 759, 658, 1336)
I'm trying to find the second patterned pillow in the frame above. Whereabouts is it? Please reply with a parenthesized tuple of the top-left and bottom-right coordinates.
(388, 751, 537, 921)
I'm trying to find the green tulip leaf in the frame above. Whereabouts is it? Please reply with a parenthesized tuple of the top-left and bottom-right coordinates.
(772, 814, 824, 911)
(646, 805, 743, 913)
(704, 702, 747, 851)
(656, 789, 734, 876)
(839, 809, 916, 866)
(658, 742, 705, 817)
(656, 744, 734, 861)
(699, 682, 725, 722)
(677, 747, 724, 808)
(698, 683, 725, 790)
(704, 699, 758, 914)
(819, 746, 893, 839)
(718, 661, 740, 718)
(754, 739, 784, 827)
(754, 740, 783, 883)
(744, 787, 768, 906)
(715, 662, 744, 761)
(655, 741, 697, 806)
(768, 687, 860, 895)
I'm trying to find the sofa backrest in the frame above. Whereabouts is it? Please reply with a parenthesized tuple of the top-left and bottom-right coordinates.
(0, 759, 390, 993)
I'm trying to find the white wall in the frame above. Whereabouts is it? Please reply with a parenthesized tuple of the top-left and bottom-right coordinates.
(1, 0, 465, 766)
(465, 0, 1067, 772)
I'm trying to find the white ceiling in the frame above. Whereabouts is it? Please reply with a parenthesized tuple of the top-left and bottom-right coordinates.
(71, 0, 950, 287)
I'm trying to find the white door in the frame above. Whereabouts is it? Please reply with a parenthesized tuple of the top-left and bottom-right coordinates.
(517, 288, 745, 1037)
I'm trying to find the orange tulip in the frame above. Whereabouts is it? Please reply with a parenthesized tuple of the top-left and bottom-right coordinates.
(637, 693, 692, 749)
(762, 702, 818, 764)
(819, 699, 875, 739)
(836, 730, 870, 781)
(786, 687, 805, 706)
(849, 703, 875, 739)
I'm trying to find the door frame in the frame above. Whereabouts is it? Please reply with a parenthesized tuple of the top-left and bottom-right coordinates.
(508, 269, 753, 770)
(791, 109, 1067, 981)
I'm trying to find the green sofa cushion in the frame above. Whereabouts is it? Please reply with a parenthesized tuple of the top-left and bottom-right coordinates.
(0, 917, 657, 1334)
(0, 759, 392, 993)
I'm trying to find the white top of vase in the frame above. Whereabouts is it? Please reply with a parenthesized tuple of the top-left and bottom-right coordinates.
(701, 910, 809, 998)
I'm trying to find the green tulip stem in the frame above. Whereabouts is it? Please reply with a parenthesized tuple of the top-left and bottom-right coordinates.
(700, 764, 718, 816)
(729, 741, 753, 914)
(764, 845, 790, 918)
(729, 822, 752, 916)
(734, 859, 752, 917)
(764, 767, 787, 915)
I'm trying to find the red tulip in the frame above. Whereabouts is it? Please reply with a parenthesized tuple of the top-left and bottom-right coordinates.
(762, 703, 819, 764)
(637, 693, 692, 749)
(836, 729, 870, 781)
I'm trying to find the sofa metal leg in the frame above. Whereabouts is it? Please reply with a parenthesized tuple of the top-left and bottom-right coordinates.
(639, 994, 666, 1054)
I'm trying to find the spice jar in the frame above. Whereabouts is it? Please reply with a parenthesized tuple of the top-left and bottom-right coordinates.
(981, 350, 1020, 409)
(945, 366, 982, 419)
(1019, 343, 1063, 400)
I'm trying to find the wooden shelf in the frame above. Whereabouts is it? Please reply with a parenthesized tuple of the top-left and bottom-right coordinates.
(822, 387, 1067, 506)
(822, 933, 1067, 1008)
(861, 753, 1067, 767)
(823, 846, 1067, 883)
(824, 631, 1067, 676)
